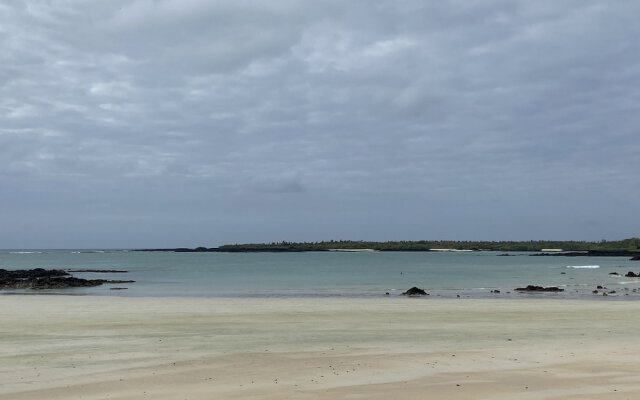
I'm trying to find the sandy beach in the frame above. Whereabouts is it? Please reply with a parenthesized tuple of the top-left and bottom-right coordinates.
(1, 296, 640, 399)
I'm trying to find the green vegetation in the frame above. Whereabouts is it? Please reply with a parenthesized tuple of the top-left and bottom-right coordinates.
(218, 238, 640, 252)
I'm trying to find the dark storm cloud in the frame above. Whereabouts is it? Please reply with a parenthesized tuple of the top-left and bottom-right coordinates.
(1, 0, 639, 247)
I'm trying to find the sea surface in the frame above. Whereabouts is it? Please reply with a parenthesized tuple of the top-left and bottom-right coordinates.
(1, 250, 639, 299)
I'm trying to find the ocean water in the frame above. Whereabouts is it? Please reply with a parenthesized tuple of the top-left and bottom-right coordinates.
(1, 250, 639, 299)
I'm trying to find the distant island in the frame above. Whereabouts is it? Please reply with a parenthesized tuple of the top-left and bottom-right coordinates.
(136, 238, 640, 257)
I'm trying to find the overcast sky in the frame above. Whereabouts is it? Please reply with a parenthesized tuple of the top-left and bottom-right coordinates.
(1, 1, 639, 248)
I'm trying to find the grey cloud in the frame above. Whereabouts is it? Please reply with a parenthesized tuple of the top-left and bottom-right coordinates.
(1, 0, 639, 247)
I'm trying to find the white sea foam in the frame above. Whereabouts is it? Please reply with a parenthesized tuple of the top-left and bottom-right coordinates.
(9, 251, 42, 254)
(565, 265, 600, 269)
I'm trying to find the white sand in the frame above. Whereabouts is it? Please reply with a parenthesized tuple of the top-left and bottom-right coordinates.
(1, 296, 640, 399)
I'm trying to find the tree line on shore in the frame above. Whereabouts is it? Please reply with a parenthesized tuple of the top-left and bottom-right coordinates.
(216, 238, 640, 252)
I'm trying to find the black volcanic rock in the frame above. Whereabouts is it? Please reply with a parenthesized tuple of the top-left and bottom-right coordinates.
(515, 285, 564, 292)
(174, 247, 219, 252)
(135, 247, 220, 252)
(0, 269, 134, 289)
(66, 269, 128, 273)
(625, 271, 639, 277)
(0, 268, 69, 280)
(402, 287, 428, 296)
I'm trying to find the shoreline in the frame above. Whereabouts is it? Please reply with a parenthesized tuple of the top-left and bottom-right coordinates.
(2, 296, 640, 399)
(137, 247, 640, 257)
(3, 279, 640, 300)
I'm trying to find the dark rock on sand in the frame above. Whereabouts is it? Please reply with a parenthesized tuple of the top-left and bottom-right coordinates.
(625, 271, 639, 278)
(515, 285, 564, 292)
(402, 287, 428, 296)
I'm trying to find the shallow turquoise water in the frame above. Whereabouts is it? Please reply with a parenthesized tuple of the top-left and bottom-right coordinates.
(1, 250, 638, 299)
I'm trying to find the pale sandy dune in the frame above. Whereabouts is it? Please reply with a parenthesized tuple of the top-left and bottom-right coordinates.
(1, 296, 640, 399)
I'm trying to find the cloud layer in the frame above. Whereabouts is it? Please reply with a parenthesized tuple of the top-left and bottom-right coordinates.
(1, 1, 639, 247)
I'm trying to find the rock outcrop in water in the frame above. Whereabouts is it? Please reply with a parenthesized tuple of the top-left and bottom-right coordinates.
(531, 250, 640, 257)
(0, 268, 134, 289)
(402, 287, 428, 296)
(515, 285, 564, 292)
(66, 269, 128, 273)
(625, 271, 640, 278)
(1, 268, 67, 280)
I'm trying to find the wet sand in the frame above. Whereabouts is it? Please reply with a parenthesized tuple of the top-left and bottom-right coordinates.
(1, 296, 640, 399)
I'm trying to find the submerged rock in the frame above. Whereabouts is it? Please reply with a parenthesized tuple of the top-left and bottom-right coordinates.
(402, 286, 428, 296)
(515, 285, 564, 292)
